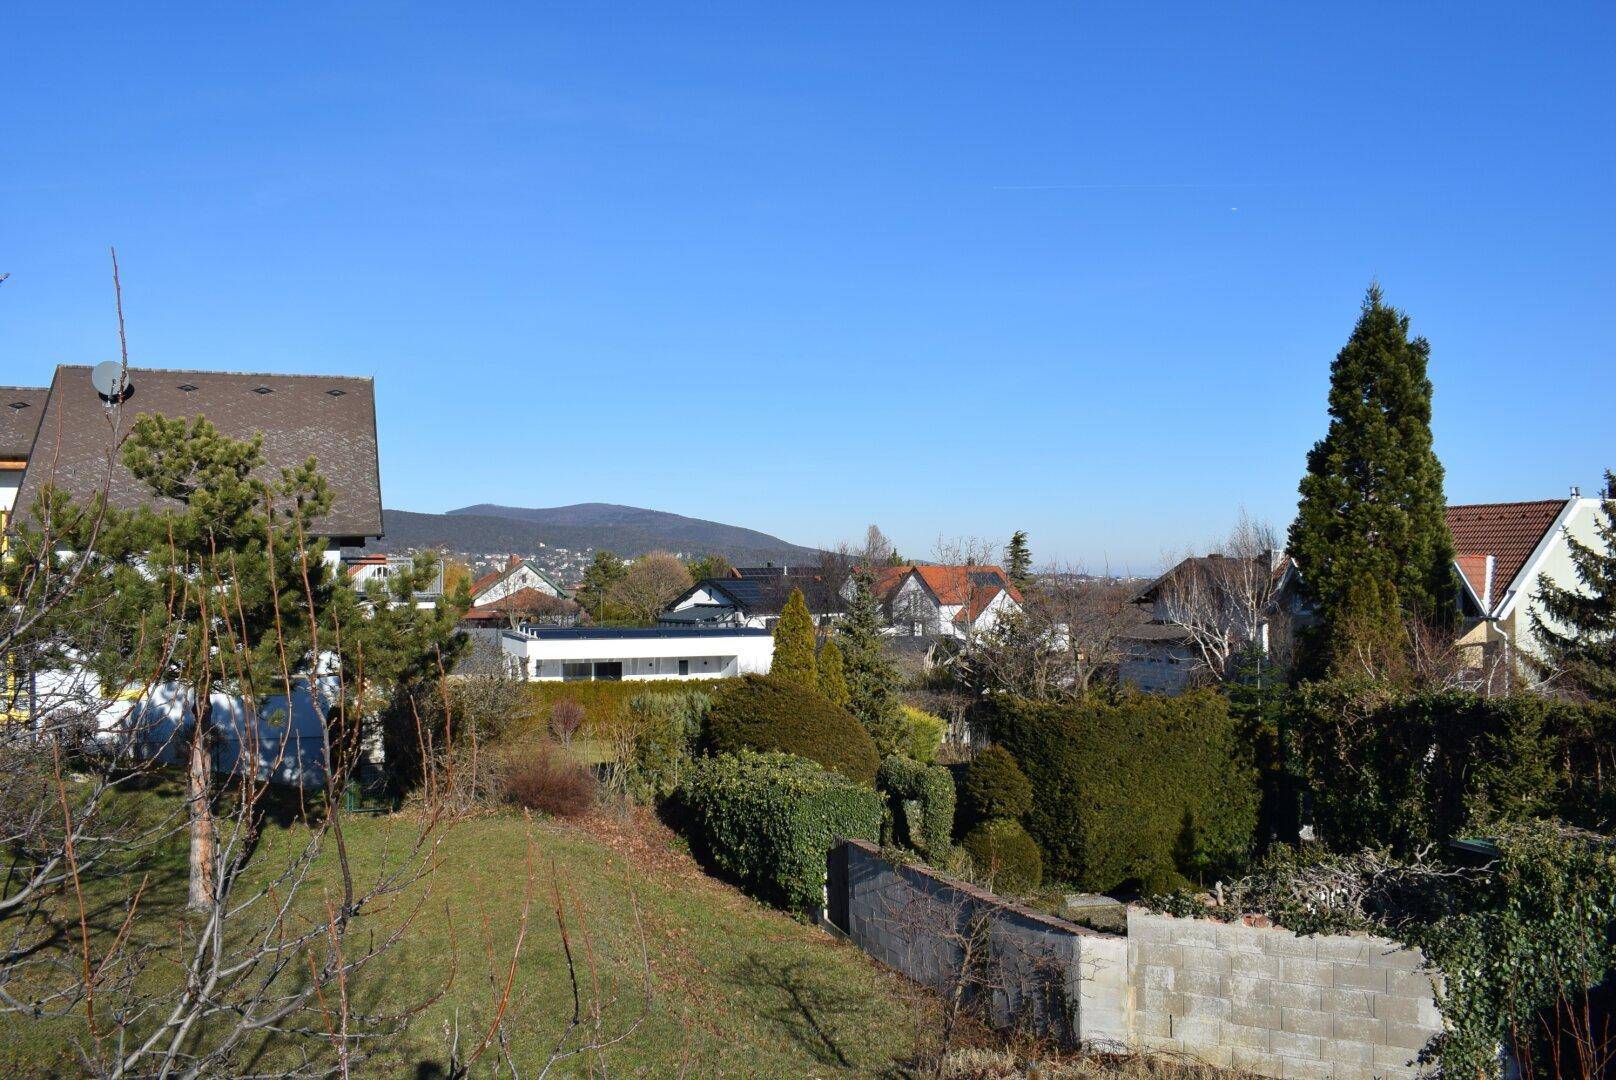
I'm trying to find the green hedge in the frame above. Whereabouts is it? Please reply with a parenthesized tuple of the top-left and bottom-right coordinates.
(1292, 682, 1616, 851)
(682, 751, 883, 913)
(992, 691, 1259, 893)
(519, 679, 737, 739)
(877, 755, 956, 857)
(703, 674, 880, 784)
(962, 818, 1043, 894)
(624, 690, 711, 802)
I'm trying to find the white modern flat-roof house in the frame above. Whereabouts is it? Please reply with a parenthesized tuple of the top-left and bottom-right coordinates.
(500, 626, 774, 682)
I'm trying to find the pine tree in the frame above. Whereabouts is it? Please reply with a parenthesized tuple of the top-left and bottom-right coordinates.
(1288, 285, 1457, 670)
(11, 415, 463, 909)
(1005, 531, 1033, 592)
(1533, 472, 1616, 700)
(837, 570, 905, 751)
(817, 638, 850, 708)
(580, 549, 627, 622)
(771, 588, 818, 689)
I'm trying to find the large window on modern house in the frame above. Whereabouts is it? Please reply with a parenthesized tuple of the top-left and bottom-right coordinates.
(593, 661, 623, 681)
(562, 661, 592, 681)
(678, 659, 689, 676)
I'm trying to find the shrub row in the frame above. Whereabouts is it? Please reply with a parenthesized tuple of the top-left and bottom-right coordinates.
(703, 674, 880, 784)
(876, 755, 955, 857)
(682, 751, 882, 913)
(1292, 682, 1616, 852)
(991, 690, 1259, 893)
(623, 689, 709, 802)
(518, 679, 738, 740)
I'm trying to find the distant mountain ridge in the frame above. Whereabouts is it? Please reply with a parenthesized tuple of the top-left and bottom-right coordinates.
(372, 502, 823, 564)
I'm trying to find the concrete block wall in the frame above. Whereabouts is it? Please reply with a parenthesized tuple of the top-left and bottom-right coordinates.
(831, 843, 1444, 1078)
(1127, 908, 1442, 1079)
(838, 840, 1127, 1043)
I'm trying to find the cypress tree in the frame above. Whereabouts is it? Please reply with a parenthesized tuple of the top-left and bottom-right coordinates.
(817, 638, 851, 708)
(1288, 286, 1457, 669)
(771, 588, 818, 689)
(1532, 472, 1616, 700)
(837, 570, 905, 751)
(1005, 530, 1033, 592)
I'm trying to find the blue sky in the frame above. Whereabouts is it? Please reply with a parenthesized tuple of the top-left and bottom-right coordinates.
(4, 4, 1612, 570)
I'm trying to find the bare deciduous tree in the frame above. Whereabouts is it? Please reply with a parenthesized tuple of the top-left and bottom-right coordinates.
(608, 551, 693, 625)
(1155, 510, 1291, 682)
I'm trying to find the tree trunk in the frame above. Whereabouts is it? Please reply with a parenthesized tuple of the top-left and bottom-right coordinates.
(187, 717, 215, 911)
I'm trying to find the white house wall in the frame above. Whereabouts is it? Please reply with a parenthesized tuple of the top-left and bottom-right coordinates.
(501, 631, 774, 682)
(1506, 497, 1605, 660)
(478, 564, 561, 605)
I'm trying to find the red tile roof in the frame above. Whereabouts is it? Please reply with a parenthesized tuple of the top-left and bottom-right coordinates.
(863, 565, 1024, 625)
(1445, 500, 1567, 609)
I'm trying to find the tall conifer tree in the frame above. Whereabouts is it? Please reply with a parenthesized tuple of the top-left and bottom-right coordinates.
(1532, 472, 1616, 700)
(1289, 286, 1457, 668)
(771, 588, 818, 689)
(837, 570, 904, 749)
(1005, 531, 1033, 592)
(817, 638, 851, 708)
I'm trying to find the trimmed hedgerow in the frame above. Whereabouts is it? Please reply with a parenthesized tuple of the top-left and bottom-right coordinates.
(991, 691, 1258, 893)
(682, 751, 882, 914)
(519, 679, 738, 740)
(877, 755, 956, 858)
(703, 674, 880, 785)
(962, 818, 1043, 894)
(623, 690, 710, 802)
(959, 745, 1033, 823)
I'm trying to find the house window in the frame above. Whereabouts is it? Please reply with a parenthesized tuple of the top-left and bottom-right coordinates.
(562, 661, 592, 681)
(679, 659, 689, 676)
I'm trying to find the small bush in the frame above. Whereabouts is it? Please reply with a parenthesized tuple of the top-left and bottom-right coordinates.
(877, 755, 956, 857)
(704, 674, 880, 784)
(682, 751, 882, 913)
(549, 698, 585, 744)
(962, 818, 1043, 894)
(899, 704, 947, 763)
(504, 743, 596, 818)
(960, 745, 1033, 821)
(623, 689, 710, 802)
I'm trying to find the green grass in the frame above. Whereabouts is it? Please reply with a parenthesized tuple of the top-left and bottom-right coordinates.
(0, 804, 930, 1078)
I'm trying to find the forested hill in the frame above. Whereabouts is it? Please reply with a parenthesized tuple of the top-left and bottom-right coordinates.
(372, 503, 823, 564)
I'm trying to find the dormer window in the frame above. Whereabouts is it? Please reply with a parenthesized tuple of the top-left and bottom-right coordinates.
(251, 386, 273, 395)
(177, 383, 199, 393)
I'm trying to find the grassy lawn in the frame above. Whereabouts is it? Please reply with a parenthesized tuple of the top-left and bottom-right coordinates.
(0, 802, 931, 1078)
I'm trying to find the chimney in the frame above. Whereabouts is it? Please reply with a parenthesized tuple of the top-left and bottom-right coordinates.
(1572, 485, 1582, 499)
(1266, 548, 1286, 572)
(507, 554, 522, 570)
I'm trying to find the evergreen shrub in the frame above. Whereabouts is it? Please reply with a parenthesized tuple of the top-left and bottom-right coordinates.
(519, 679, 737, 739)
(682, 751, 882, 913)
(962, 818, 1043, 894)
(703, 674, 880, 784)
(877, 755, 956, 857)
(959, 745, 1033, 822)
(992, 691, 1259, 892)
(623, 690, 710, 801)
(898, 704, 946, 763)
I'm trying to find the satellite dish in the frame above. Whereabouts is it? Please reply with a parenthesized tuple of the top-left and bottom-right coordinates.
(90, 361, 129, 402)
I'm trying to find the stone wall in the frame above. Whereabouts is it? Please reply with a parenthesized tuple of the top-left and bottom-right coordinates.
(829, 841, 1444, 1079)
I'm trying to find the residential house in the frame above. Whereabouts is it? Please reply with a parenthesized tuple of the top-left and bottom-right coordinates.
(849, 565, 1024, 639)
(0, 386, 47, 535)
(470, 555, 569, 606)
(660, 566, 846, 629)
(6, 364, 387, 784)
(500, 625, 773, 682)
(1118, 550, 1296, 695)
(342, 552, 445, 608)
(1448, 493, 1609, 688)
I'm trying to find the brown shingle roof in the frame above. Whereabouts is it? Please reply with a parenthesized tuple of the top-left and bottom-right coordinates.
(0, 386, 48, 459)
(15, 365, 383, 539)
(1444, 500, 1566, 608)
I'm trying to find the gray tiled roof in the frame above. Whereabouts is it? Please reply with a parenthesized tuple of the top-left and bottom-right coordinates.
(15, 365, 383, 539)
(0, 386, 48, 458)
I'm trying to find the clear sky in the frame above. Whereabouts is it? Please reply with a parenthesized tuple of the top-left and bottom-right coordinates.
(4, 4, 1613, 570)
